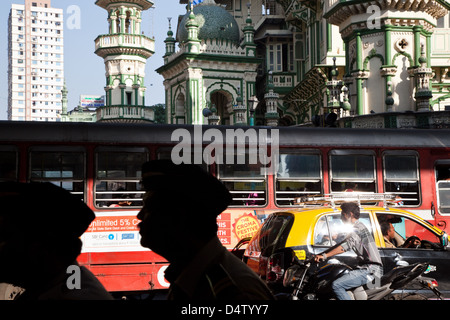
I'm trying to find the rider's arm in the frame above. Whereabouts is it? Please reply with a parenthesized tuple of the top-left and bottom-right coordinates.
(314, 232, 357, 262)
(314, 244, 345, 262)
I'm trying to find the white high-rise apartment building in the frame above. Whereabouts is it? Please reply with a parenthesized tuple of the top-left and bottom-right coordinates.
(8, 0, 64, 122)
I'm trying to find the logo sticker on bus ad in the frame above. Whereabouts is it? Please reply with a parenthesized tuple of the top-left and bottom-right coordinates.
(232, 213, 261, 241)
(81, 213, 144, 253)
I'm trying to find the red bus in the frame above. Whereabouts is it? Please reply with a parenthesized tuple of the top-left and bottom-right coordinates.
(1, 121, 450, 294)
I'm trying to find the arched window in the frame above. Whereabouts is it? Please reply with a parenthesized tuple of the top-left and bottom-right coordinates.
(116, 10, 121, 33)
(211, 91, 231, 125)
(125, 11, 131, 34)
(175, 94, 186, 124)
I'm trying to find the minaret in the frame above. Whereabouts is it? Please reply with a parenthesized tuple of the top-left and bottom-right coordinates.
(59, 80, 69, 122)
(414, 44, 433, 112)
(164, 18, 176, 64)
(94, 0, 156, 123)
(61, 80, 68, 116)
(264, 71, 280, 126)
(185, 1, 200, 53)
(233, 88, 247, 125)
(242, 3, 256, 57)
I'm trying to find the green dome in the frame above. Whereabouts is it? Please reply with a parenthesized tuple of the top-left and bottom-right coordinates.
(177, 4, 240, 45)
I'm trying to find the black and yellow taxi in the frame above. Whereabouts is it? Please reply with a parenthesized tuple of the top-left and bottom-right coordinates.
(243, 194, 450, 295)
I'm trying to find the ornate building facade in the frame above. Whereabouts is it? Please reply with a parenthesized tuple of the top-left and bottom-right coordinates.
(278, 0, 450, 127)
(157, 0, 261, 125)
(159, 0, 450, 127)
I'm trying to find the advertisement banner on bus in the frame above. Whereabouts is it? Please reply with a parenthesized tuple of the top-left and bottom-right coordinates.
(81, 212, 144, 253)
(81, 210, 266, 253)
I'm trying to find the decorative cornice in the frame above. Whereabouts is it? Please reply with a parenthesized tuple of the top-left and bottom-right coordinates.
(341, 18, 436, 39)
(325, 0, 448, 26)
(352, 70, 370, 79)
(95, 0, 154, 11)
(380, 66, 398, 76)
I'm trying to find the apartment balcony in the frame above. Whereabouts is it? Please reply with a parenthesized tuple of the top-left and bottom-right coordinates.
(95, 34, 155, 59)
(96, 105, 155, 123)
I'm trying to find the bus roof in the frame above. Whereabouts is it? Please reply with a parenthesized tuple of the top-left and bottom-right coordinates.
(1, 121, 450, 148)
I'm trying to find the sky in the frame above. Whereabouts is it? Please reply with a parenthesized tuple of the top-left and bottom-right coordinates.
(0, 0, 187, 120)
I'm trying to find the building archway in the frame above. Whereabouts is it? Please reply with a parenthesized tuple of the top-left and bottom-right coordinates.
(210, 91, 232, 125)
(175, 93, 186, 124)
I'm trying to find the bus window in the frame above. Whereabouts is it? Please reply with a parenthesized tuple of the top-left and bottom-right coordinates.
(218, 152, 267, 207)
(95, 147, 148, 208)
(329, 150, 376, 193)
(30, 148, 85, 201)
(276, 151, 322, 206)
(383, 152, 420, 206)
(435, 162, 450, 215)
(0, 147, 18, 182)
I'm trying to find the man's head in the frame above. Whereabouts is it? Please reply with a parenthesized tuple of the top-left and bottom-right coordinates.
(340, 202, 360, 223)
(0, 182, 95, 287)
(380, 221, 395, 240)
(137, 160, 231, 260)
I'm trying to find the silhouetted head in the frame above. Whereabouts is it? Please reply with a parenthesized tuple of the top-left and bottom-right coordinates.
(137, 160, 231, 259)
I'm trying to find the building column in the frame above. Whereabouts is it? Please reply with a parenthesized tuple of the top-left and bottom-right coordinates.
(384, 25, 393, 110)
(141, 87, 146, 107)
(133, 84, 140, 106)
(119, 83, 126, 106)
(413, 25, 422, 66)
(187, 76, 202, 125)
(104, 86, 112, 106)
(355, 32, 364, 115)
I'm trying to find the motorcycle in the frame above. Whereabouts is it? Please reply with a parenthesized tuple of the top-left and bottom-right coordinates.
(278, 253, 443, 300)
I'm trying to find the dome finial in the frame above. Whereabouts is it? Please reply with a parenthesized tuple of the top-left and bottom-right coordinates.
(167, 17, 173, 36)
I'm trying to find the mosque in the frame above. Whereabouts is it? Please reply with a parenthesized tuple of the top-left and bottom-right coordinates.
(157, 0, 262, 126)
(62, 0, 450, 127)
(157, 0, 450, 128)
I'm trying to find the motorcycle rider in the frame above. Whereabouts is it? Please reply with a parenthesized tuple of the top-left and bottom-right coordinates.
(314, 202, 383, 300)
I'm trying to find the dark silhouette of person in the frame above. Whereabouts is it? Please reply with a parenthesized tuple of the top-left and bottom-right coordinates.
(137, 160, 274, 300)
(0, 182, 113, 300)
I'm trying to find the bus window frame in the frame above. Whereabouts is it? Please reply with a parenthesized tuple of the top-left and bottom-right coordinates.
(0, 145, 19, 182)
(382, 150, 421, 207)
(94, 146, 149, 210)
(329, 149, 377, 194)
(435, 159, 450, 216)
(28, 146, 86, 201)
(217, 151, 268, 208)
(275, 149, 323, 207)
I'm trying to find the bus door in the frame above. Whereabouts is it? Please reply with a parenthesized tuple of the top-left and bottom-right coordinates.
(434, 160, 450, 230)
